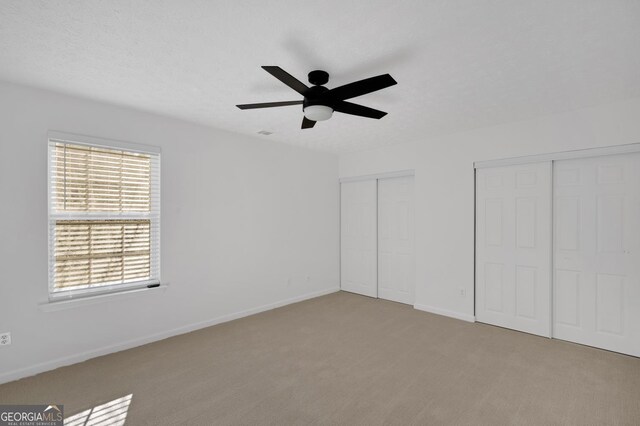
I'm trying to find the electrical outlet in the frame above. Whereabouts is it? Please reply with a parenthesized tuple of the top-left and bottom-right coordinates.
(0, 332, 11, 346)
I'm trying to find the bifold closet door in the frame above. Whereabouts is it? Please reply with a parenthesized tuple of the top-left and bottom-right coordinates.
(341, 180, 377, 297)
(378, 176, 415, 305)
(476, 162, 552, 337)
(554, 153, 640, 357)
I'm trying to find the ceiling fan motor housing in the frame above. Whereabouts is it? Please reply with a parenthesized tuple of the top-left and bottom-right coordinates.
(302, 85, 330, 109)
(303, 85, 333, 121)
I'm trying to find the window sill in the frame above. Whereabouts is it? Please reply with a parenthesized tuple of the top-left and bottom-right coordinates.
(38, 284, 169, 312)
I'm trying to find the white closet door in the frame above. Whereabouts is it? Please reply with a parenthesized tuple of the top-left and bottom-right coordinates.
(378, 176, 415, 305)
(554, 153, 640, 356)
(341, 180, 377, 297)
(476, 162, 552, 337)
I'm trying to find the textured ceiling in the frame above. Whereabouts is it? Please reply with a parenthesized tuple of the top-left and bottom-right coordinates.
(1, 1, 640, 153)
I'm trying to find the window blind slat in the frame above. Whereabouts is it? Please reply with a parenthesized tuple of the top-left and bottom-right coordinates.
(49, 139, 160, 295)
(52, 142, 151, 213)
(53, 220, 151, 288)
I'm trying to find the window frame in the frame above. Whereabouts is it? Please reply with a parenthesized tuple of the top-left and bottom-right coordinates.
(47, 131, 161, 301)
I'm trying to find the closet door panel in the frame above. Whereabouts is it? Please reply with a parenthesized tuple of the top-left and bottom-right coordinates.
(341, 180, 377, 297)
(553, 153, 640, 356)
(378, 176, 415, 305)
(476, 162, 552, 337)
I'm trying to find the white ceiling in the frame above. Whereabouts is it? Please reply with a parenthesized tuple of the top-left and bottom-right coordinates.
(1, 1, 640, 153)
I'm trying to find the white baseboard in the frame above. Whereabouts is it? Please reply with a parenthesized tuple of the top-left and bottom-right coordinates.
(414, 303, 476, 323)
(0, 287, 340, 385)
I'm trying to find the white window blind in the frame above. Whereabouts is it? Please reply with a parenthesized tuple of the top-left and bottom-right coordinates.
(48, 136, 160, 299)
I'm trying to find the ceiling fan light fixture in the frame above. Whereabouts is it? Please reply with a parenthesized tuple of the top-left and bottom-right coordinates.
(303, 105, 333, 121)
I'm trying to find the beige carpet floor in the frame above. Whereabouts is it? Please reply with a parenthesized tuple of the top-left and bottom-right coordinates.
(1, 291, 639, 425)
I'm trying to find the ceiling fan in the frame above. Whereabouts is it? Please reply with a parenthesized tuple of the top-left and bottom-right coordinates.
(236, 66, 397, 129)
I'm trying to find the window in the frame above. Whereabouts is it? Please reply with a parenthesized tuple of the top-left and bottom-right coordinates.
(48, 133, 160, 299)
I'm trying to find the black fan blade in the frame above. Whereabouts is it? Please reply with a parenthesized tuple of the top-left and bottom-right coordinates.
(328, 74, 397, 101)
(332, 101, 387, 119)
(301, 117, 316, 129)
(262, 66, 309, 96)
(236, 100, 302, 110)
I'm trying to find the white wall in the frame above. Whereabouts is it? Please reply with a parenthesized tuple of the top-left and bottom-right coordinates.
(0, 82, 339, 383)
(340, 97, 640, 322)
